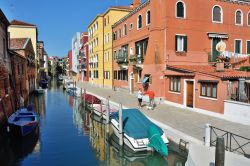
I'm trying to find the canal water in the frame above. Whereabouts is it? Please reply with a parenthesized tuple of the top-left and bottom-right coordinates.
(0, 80, 187, 166)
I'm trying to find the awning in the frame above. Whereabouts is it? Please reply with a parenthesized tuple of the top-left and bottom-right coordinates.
(207, 32, 229, 39)
(142, 77, 149, 83)
(198, 80, 219, 83)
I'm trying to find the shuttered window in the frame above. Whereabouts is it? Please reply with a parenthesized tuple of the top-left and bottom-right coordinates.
(247, 41, 250, 54)
(235, 40, 242, 54)
(212, 6, 222, 22)
(176, 2, 184, 18)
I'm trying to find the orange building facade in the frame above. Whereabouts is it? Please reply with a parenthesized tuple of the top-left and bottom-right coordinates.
(113, 0, 250, 114)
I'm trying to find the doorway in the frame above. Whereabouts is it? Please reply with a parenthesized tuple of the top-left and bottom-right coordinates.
(212, 38, 220, 62)
(186, 81, 194, 108)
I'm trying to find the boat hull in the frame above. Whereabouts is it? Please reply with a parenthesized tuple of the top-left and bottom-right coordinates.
(111, 119, 169, 152)
(8, 108, 39, 137)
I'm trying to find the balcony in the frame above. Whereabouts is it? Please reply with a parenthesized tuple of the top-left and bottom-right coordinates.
(117, 56, 128, 64)
(129, 54, 144, 66)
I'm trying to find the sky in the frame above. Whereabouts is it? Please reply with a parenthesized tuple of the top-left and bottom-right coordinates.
(0, 0, 135, 57)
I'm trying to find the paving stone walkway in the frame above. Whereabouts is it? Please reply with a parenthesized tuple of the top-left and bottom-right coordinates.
(77, 81, 250, 154)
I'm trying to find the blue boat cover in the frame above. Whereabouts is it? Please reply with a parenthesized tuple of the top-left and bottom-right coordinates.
(112, 109, 163, 139)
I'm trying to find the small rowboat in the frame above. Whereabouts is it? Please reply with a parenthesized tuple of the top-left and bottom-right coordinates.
(8, 107, 39, 136)
(92, 104, 118, 120)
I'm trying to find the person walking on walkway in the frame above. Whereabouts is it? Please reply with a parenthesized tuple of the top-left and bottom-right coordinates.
(137, 88, 143, 108)
(145, 90, 155, 110)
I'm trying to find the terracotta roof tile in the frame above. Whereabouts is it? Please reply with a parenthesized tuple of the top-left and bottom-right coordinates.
(167, 65, 250, 79)
(10, 19, 36, 26)
(110, 6, 132, 10)
(10, 38, 29, 50)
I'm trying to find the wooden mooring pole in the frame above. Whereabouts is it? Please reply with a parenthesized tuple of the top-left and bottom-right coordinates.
(215, 136, 225, 166)
(106, 97, 110, 133)
(119, 103, 123, 146)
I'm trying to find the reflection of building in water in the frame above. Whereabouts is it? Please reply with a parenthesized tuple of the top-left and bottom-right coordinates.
(34, 92, 46, 117)
(82, 111, 90, 136)
(89, 119, 106, 162)
(72, 99, 83, 134)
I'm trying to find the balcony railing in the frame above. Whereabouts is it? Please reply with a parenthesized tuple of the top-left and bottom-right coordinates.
(117, 56, 128, 64)
(129, 54, 144, 65)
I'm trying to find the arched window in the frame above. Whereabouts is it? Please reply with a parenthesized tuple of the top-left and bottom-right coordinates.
(212, 6, 222, 23)
(176, 1, 185, 18)
(146, 10, 151, 25)
(248, 12, 250, 26)
(137, 15, 142, 29)
(235, 10, 243, 25)
(124, 24, 127, 36)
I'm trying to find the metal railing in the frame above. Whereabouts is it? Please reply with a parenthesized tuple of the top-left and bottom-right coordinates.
(210, 126, 250, 157)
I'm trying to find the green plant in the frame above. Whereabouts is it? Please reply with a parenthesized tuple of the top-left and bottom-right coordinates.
(239, 66, 250, 72)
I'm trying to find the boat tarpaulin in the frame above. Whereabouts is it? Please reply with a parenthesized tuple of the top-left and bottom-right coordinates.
(148, 125, 168, 157)
(113, 108, 163, 139)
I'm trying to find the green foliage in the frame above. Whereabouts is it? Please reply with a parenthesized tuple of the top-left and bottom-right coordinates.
(239, 66, 250, 72)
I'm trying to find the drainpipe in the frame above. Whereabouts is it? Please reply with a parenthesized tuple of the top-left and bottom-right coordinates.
(102, 17, 105, 88)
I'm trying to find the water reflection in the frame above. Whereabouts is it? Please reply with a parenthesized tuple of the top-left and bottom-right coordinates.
(0, 80, 186, 166)
(85, 110, 186, 166)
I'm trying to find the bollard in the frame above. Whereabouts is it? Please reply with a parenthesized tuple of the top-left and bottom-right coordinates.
(205, 123, 211, 147)
(215, 136, 225, 166)
(119, 103, 123, 146)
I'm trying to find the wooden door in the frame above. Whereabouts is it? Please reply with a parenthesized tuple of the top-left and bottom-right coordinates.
(186, 81, 194, 108)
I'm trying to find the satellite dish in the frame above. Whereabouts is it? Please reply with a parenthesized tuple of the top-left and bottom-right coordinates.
(216, 41, 226, 53)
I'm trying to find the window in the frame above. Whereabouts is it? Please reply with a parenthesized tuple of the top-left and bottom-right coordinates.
(113, 51, 117, 60)
(107, 33, 109, 43)
(212, 6, 222, 23)
(130, 23, 133, 30)
(200, 83, 217, 98)
(247, 41, 250, 54)
(118, 29, 121, 38)
(137, 15, 142, 29)
(235, 39, 242, 54)
(170, 77, 181, 92)
(104, 71, 110, 79)
(135, 38, 148, 57)
(176, 1, 185, 18)
(124, 24, 127, 36)
(118, 70, 122, 80)
(114, 71, 117, 80)
(175, 35, 187, 52)
(235, 10, 243, 25)
(104, 18, 107, 26)
(138, 69, 142, 82)
(146, 10, 151, 25)
(113, 31, 117, 40)
(122, 70, 128, 81)
(248, 12, 250, 26)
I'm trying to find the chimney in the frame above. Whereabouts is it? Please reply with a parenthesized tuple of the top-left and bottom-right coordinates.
(131, 0, 141, 9)
(216, 62, 225, 72)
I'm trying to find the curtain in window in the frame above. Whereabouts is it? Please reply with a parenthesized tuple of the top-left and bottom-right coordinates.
(236, 11, 242, 24)
(213, 6, 221, 22)
(177, 36, 184, 51)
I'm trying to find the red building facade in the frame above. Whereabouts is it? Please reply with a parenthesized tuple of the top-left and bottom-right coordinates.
(80, 32, 89, 81)
(113, 0, 250, 114)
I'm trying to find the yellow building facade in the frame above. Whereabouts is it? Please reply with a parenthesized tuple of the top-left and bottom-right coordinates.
(88, 15, 104, 86)
(88, 7, 131, 88)
(103, 7, 131, 88)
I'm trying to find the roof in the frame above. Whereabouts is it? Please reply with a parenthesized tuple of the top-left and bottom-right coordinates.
(110, 6, 132, 10)
(113, 0, 150, 28)
(10, 19, 36, 26)
(10, 38, 30, 50)
(166, 65, 250, 79)
(8, 49, 26, 59)
(0, 9, 10, 26)
(103, 6, 132, 16)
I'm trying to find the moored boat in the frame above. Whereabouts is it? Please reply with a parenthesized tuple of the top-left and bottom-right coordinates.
(34, 88, 45, 94)
(111, 108, 169, 155)
(8, 107, 39, 136)
(39, 79, 48, 89)
(92, 104, 118, 120)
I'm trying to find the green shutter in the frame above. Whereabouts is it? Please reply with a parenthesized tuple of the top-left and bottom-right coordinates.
(235, 40, 241, 54)
(247, 41, 250, 54)
(175, 35, 178, 51)
(184, 36, 187, 52)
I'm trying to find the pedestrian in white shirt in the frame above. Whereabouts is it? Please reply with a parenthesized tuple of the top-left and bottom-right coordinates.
(138, 88, 143, 108)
